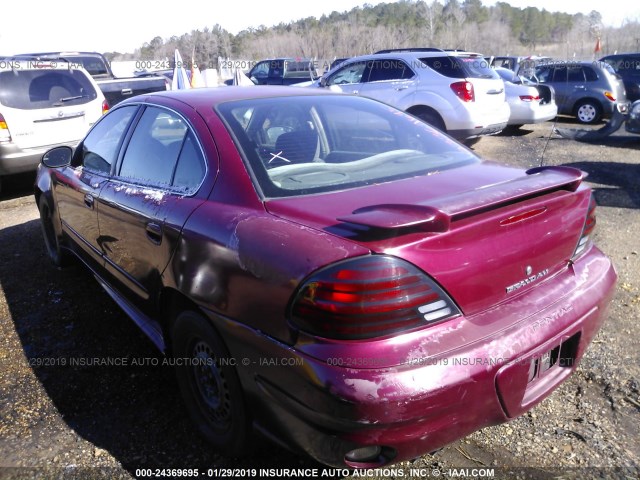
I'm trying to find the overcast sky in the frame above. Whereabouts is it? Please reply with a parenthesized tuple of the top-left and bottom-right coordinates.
(1, 0, 638, 55)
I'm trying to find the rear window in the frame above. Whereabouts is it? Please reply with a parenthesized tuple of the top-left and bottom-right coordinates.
(421, 56, 498, 80)
(0, 68, 97, 110)
(217, 95, 478, 198)
(583, 66, 599, 82)
(68, 56, 109, 77)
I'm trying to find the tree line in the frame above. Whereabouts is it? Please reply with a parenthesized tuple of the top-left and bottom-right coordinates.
(105, 0, 640, 68)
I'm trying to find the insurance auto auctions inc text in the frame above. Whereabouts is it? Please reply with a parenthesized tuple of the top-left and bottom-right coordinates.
(200, 467, 495, 478)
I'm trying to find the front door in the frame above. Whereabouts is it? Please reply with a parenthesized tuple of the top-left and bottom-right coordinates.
(55, 105, 138, 267)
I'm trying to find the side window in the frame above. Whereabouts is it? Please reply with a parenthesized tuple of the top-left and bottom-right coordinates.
(118, 107, 187, 187)
(172, 131, 206, 193)
(366, 59, 414, 82)
(583, 66, 598, 81)
(534, 66, 552, 83)
(421, 57, 465, 79)
(270, 60, 284, 78)
(327, 61, 367, 85)
(551, 66, 567, 83)
(81, 106, 136, 174)
(250, 61, 270, 79)
(568, 66, 586, 82)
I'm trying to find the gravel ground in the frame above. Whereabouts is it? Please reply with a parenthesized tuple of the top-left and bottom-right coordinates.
(0, 119, 638, 480)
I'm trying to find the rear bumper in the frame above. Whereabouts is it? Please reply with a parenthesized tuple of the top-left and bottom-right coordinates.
(449, 121, 507, 140)
(508, 101, 558, 125)
(447, 101, 510, 140)
(208, 246, 616, 467)
(0, 140, 78, 176)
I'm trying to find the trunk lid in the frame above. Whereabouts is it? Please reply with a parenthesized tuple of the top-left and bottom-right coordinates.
(266, 163, 590, 316)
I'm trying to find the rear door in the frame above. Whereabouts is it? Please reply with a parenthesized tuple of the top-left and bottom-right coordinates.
(54, 105, 138, 268)
(0, 62, 102, 149)
(97, 105, 208, 309)
(565, 65, 589, 111)
(538, 65, 572, 113)
(358, 58, 417, 105)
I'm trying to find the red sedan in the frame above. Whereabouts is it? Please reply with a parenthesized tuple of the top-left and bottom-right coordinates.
(35, 86, 616, 468)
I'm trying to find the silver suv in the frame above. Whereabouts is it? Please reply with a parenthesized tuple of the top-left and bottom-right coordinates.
(313, 48, 510, 142)
(532, 61, 627, 124)
(0, 58, 106, 192)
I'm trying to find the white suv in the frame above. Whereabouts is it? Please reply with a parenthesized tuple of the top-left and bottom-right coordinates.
(0, 58, 107, 192)
(315, 48, 510, 142)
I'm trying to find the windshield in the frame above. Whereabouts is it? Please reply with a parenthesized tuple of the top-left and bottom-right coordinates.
(217, 95, 479, 198)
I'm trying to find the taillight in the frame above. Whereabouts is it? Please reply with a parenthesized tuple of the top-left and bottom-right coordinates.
(450, 81, 475, 102)
(0, 113, 11, 143)
(290, 255, 460, 340)
(519, 95, 540, 102)
(102, 100, 110, 114)
(604, 91, 616, 102)
(572, 195, 596, 259)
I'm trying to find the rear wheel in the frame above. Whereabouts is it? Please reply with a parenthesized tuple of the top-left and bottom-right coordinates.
(38, 196, 70, 267)
(413, 108, 446, 132)
(172, 310, 249, 455)
(575, 100, 602, 124)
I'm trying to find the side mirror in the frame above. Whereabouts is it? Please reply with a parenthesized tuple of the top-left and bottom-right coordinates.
(319, 76, 328, 88)
(42, 146, 73, 168)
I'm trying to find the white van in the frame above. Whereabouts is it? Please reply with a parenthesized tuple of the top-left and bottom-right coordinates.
(0, 58, 107, 192)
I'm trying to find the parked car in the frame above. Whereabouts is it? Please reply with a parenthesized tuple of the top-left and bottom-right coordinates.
(135, 68, 194, 85)
(600, 53, 640, 102)
(35, 87, 616, 468)
(487, 55, 553, 78)
(309, 48, 510, 142)
(494, 67, 557, 127)
(532, 60, 627, 124)
(17, 52, 168, 106)
(224, 58, 318, 86)
(0, 57, 107, 193)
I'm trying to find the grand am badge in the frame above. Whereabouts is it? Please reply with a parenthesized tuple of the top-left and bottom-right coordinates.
(506, 268, 550, 293)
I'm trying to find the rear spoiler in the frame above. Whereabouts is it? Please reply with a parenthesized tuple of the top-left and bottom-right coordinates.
(337, 166, 586, 233)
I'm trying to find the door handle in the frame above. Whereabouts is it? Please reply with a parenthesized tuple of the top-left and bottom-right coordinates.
(84, 194, 94, 209)
(121, 88, 133, 96)
(352, 90, 359, 94)
(145, 222, 162, 245)
(395, 85, 409, 91)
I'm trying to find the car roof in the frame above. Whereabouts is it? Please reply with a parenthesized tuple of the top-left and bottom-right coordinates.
(15, 51, 102, 57)
(367, 50, 483, 59)
(600, 52, 640, 58)
(259, 58, 314, 62)
(326, 50, 484, 69)
(0, 58, 85, 72)
(126, 85, 339, 109)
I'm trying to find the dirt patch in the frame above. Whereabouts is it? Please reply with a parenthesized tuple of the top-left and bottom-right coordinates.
(0, 121, 638, 479)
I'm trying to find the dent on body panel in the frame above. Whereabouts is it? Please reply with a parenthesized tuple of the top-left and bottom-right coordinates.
(233, 216, 361, 283)
(171, 211, 366, 340)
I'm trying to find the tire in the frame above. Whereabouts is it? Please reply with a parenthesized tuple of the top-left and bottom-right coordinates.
(575, 100, 602, 124)
(38, 196, 70, 267)
(414, 109, 446, 132)
(172, 310, 249, 455)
